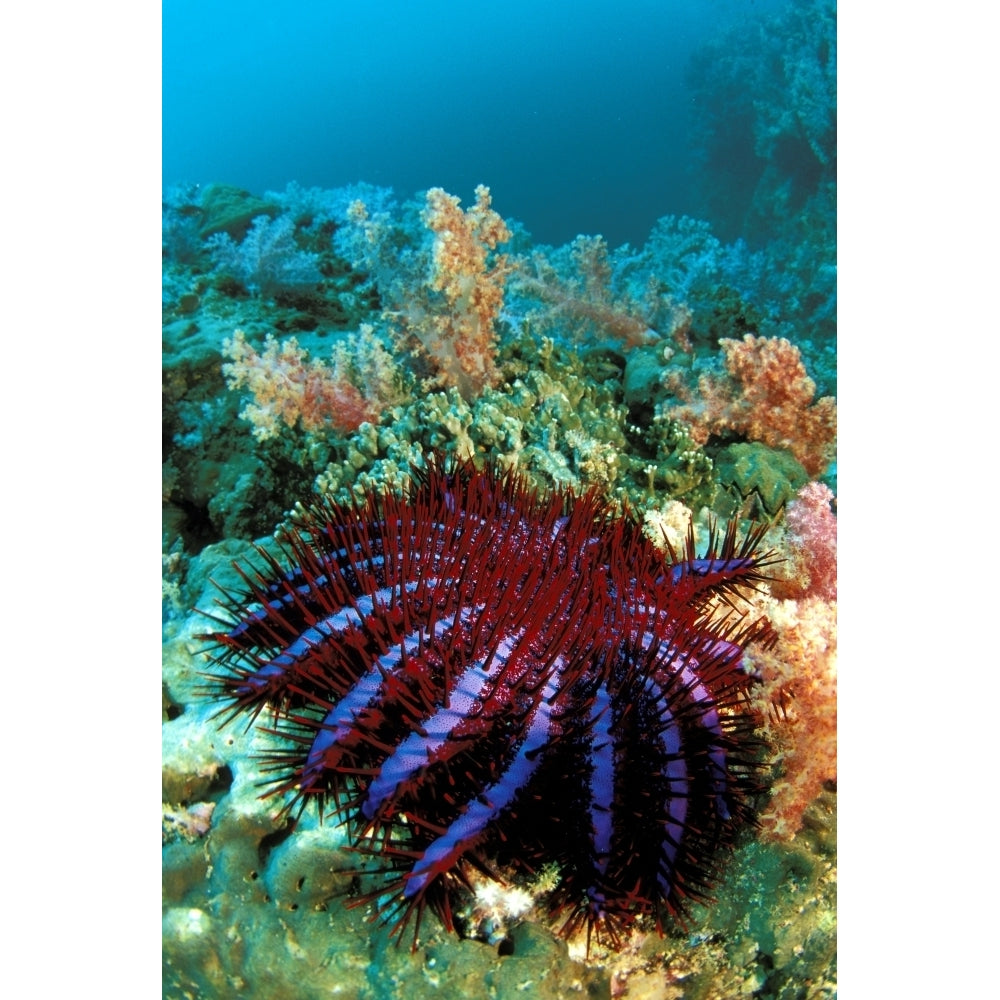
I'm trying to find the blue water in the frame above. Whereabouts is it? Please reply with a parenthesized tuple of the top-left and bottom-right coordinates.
(163, 0, 794, 248)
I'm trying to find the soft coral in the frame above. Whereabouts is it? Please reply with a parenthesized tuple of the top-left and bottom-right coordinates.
(667, 334, 836, 476)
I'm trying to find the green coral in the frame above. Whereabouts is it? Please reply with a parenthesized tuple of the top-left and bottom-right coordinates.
(686, 790, 838, 999)
(624, 412, 717, 510)
(622, 343, 669, 414)
(314, 334, 632, 504)
(713, 441, 809, 519)
(310, 331, 724, 520)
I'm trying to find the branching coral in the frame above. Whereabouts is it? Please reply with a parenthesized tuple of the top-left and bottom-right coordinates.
(221, 327, 402, 440)
(665, 334, 836, 477)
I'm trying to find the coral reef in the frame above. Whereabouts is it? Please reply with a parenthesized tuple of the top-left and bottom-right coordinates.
(686, 0, 836, 247)
(195, 182, 280, 241)
(511, 234, 661, 348)
(775, 481, 837, 602)
(753, 595, 838, 842)
(163, 173, 837, 996)
(163, 180, 833, 553)
(684, 0, 837, 351)
(418, 185, 512, 395)
(713, 442, 809, 520)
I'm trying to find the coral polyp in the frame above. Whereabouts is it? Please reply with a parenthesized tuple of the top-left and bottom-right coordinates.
(200, 456, 777, 950)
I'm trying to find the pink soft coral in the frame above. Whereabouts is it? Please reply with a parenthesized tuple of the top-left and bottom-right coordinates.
(337, 186, 512, 399)
(777, 481, 837, 601)
(667, 334, 836, 476)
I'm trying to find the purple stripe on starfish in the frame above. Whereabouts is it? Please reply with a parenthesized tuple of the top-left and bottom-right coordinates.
(642, 676, 689, 894)
(228, 548, 389, 640)
(300, 614, 457, 787)
(227, 512, 458, 642)
(664, 556, 756, 587)
(403, 658, 566, 900)
(586, 682, 615, 876)
(236, 578, 438, 696)
(361, 629, 525, 820)
(641, 635, 732, 820)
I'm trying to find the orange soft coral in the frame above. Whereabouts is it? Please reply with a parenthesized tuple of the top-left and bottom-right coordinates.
(749, 480, 837, 839)
(418, 185, 512, 397)
(752, 594, 837, 840)
(667, 334, 836, 476)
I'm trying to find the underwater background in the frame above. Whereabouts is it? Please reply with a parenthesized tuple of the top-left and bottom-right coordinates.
(164, 0, 805, 249)
(162, 1, 837, 998)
